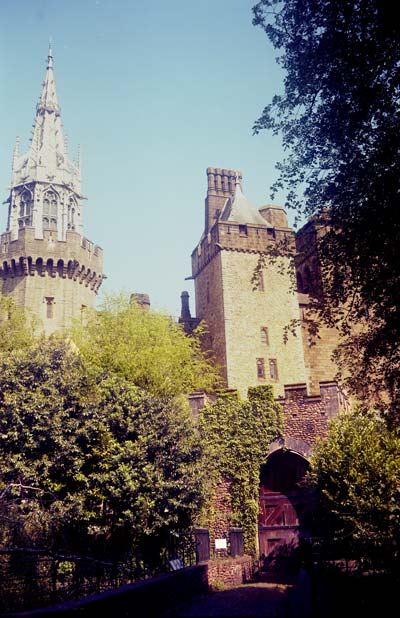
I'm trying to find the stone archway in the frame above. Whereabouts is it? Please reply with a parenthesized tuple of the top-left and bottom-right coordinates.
(258, 448, 316, 560)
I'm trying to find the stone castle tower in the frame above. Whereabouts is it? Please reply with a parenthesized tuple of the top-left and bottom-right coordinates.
(0, 47, 104, 335)
(189, 167, 309, 399)
(184, 167, 347, 557)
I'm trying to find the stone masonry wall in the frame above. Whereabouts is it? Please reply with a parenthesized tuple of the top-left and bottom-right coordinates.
(206, 556, 253, 589)
(0, 227, 103, 335)
(300, 303, 342, 395)
(208, 478, 234, 558)
(220, 250, 308, 398)
(194, 252, 228, 384)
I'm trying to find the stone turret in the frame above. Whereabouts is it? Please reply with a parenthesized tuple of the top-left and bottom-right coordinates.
(204, 167, 242, 233)
(0, 46, 104, 335)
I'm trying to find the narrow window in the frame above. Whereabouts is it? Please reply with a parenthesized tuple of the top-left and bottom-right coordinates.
(269, 359, 278, 381)
(239, 224, 248, 236)
(254, 271, 264, 291)
(257, 358, 265, 379)
(45, 296, 54, 319)
(261, 327, 269, 346)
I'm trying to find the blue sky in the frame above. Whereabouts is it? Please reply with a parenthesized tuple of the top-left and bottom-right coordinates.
(0, 0, 288, 318)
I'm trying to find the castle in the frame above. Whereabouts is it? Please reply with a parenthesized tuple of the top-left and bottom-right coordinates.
(1, 52, 347, 558)
(0, 47, 104, 335)
(180, 167, 349, 555)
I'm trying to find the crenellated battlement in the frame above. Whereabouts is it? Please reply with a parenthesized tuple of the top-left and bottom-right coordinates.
(192, 220, 294, 279)
(204, 167, 241, 233)
(0, 227, 103, 292)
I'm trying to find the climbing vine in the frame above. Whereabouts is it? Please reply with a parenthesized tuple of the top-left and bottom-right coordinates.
(199, 386, 283, 555)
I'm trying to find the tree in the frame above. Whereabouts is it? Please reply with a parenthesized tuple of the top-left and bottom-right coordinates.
(71, 292, 219, 398)
(0, 338, 206, 564)
(0, 294, 35, 353)
(307, 408, 400, 574)
(252, 1, 400, 416)
(199, 386, 283, 553)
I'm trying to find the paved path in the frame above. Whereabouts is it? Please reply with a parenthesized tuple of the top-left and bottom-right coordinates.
(163, 581, 303, 617)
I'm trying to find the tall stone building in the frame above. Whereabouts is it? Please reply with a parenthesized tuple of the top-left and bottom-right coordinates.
(186, 166, 341, 400)
(182, 167, 348, 557)
(190, 168, 309, 398)
(0, 47, 104, 335)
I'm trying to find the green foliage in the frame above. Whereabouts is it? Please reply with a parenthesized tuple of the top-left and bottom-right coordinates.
(307, 408, 400, 573)
(0, 294, 35, 354)
(71, 292, 219, 398)
(199, 385, 283, 554)
(0, 338, 206, 561)
(252, 1, 400, 415)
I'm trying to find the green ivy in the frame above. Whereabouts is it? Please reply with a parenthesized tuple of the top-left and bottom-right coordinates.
(199, 385, 283, 555)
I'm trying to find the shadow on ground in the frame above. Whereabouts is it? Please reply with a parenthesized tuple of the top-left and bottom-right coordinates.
(161, 581, 299, 617)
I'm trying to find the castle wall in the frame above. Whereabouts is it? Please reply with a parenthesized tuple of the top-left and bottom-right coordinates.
(220, 250, 308, 398)
(295, 218, 342, 395)
(280, 382, 349, 449)
(300, 302, 341, 395)
(194, 252, 228, 383)
(0, 227, 103, 336)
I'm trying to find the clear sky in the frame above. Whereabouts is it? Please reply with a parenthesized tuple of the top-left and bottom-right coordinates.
(0, 0, 288, 318)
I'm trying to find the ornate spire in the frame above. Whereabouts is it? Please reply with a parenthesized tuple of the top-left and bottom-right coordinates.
(36, 43, 60, 115)
(11, 47, 81, 193)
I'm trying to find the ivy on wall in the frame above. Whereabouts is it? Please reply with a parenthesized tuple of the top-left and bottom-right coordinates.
(199, 385, 283, 555)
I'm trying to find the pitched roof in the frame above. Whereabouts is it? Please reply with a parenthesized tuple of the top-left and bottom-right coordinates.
(220, 178, 272, 227)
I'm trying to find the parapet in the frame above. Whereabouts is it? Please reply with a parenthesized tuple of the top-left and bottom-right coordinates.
(130, 293, 151, 310)
(206, 167, 242, 195)
(0, 227, 104, 294)
(259, 205, 289, 229)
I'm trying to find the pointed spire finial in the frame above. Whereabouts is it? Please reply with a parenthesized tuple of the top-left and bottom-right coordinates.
(47, 38, 53, 69)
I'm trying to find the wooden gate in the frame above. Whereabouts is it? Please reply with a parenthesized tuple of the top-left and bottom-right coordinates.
(258, 449, 314, 559)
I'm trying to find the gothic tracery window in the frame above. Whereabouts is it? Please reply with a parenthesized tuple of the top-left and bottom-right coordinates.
(43, 190, 58, 230)
(18, 190, 33, 227)
(68, 197, 77, 230)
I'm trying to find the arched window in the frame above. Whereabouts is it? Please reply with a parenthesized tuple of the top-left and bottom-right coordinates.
(68, 197, 77, 231)
(18, 190, 33, 227)
(43, 190, 58, 230)
(257, 358, 266, 379)
(261, 327, 269, 346)
(269, 359, 279, 381)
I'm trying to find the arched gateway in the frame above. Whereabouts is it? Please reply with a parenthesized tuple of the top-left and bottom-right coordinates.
(258, 447, 316, 558)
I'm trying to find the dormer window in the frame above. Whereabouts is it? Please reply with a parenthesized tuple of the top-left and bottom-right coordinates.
(239, 224, 248, 236)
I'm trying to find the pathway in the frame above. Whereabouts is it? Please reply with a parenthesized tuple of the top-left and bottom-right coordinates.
(162, 575, 314, 617)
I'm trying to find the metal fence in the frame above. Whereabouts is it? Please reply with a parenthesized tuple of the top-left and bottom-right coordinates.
(0, 531, 197, 614)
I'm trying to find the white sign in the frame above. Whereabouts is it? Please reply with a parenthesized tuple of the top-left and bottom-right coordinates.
(215, 538, 227, 550)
